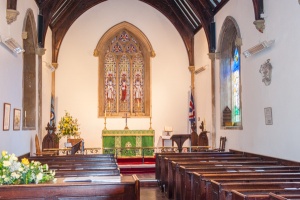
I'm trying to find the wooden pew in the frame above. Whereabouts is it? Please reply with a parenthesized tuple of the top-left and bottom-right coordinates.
(211, 181, 300, 200)
(191, 172, 300, 200)
(171, 160, 280, 199)
(174, 165, 300, 200)
(155, 151, 243, 185)
(0, 175, 140, 200)
(230, 190, 300, 200)
(28, 154, 120, 177)
(47, 163, 118, 170)
(28, 154, 116, 162)
(269, 192, 300, 200)
(158, 152, 248, 191)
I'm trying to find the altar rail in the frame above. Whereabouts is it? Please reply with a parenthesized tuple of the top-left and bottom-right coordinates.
(45, 146, 210, 162)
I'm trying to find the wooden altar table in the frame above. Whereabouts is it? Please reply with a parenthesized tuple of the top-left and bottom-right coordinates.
(102, 130, 155, 156)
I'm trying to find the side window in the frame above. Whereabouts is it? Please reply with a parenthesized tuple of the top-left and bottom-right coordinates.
(219, 16, 242, 129)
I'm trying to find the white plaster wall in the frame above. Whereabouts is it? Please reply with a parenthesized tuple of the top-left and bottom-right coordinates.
(41, 27, 53, 137)
(55, 0, 190, 148)
(194, 29, 213, 145)
(212, 0, 300, 161)
(0, 0, 38, 156)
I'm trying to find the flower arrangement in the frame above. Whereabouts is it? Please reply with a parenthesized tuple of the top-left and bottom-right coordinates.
(0, 151, 56, 185)
(57, 111, 80, 140)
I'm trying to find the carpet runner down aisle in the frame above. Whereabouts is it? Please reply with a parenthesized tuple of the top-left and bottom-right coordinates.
(117, 157, 156, 174)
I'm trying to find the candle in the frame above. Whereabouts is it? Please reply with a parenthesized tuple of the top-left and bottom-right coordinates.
(137, 100, 140, 108)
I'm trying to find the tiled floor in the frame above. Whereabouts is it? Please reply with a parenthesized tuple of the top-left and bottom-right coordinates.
(128, 173, 168, 200)
(141, 187, 167, 200)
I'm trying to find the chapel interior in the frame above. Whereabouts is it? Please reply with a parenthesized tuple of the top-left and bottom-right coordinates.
(1, 0, 300, 199)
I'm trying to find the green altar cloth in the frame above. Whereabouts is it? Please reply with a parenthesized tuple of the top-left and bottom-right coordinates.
(102, 130, 155, 156)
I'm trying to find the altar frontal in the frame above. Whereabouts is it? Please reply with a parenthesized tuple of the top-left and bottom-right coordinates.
(102, 129, 155, 156)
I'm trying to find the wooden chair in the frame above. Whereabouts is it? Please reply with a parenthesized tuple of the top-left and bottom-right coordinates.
(214, 136, 227, 152)
(35, 134, 57, 156)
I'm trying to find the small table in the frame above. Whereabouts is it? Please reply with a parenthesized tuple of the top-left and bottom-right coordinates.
(170, 134, 191, 153)
(161, 135, 172, 147)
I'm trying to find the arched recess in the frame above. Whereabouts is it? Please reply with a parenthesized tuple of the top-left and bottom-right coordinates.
(94, 21, 155, 118)
(22, 9, 38, 130)
(217, 16, 243, 129)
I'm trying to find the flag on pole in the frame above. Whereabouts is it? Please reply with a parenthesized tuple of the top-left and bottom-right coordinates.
(50, 95, 55, 133)
(189, 92, 196, 125)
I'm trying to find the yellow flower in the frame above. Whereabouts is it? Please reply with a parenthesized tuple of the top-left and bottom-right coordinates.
(2, 150, 7, 157)
(21, 158, 29, 165)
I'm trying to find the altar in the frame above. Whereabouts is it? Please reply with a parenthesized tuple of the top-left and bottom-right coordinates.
(102, 130, 155, 156)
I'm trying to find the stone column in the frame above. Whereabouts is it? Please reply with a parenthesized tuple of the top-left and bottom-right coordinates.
(208, 53, 217, 149)
(188, 66, 195, 95)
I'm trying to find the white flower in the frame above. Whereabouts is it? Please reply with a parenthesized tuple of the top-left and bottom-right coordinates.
(3, 160, 11, 167)
(11, 172, 20, 179)
(35, 173, 43, 184)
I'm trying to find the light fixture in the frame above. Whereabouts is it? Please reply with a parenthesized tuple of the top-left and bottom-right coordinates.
(43, 61, 55, 72)
(195, 65, 207, 74)
(243, 40, 275, 58)
(1, 37, 24, 54)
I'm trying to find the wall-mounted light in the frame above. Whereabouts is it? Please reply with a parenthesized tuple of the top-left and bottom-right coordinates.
(1, 37, 24, 54)
(195, 65, 207, 75)
(243, 40, 275, 58)
(43, 61, 55, 72)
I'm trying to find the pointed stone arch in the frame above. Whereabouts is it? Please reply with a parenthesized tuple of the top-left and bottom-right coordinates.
(217, 16, 243, 130)
(22, 8, 38, 130)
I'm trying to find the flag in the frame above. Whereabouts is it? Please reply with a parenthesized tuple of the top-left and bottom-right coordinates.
(50, 95, 55, 133)
(189, 92, 196, 125)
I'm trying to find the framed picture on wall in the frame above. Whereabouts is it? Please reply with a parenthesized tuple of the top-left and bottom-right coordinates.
(3, 103, 11, 131)
(264, 107, 273, 125)
(13, 108, 21, 130)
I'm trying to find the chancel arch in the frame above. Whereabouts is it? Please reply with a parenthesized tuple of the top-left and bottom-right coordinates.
(94, 21, 155, 118)
(22, 9, 38, 130)
(217, 16, 243, 129)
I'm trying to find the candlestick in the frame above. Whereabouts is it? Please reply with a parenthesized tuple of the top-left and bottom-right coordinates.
(104, 109, 106, 117)
(25, 111, 26, 118)
(124, 113, 129, 130)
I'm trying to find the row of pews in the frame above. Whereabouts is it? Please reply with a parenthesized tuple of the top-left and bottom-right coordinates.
(0, 154, 140, 199)
(155, 150, 300, 200)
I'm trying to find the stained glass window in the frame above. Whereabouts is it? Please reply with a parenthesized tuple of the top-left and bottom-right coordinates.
(103, 30, 145, 114)
(232, 47, 240, 123)
(219, 16, 242, 129)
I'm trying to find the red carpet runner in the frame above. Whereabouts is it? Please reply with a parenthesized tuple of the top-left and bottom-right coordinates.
(117, 157, 155, 174)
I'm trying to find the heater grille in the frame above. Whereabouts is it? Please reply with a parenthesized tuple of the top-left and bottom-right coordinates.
(243, 40, 274, 58)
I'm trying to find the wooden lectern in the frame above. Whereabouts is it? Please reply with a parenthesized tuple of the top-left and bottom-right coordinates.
(170, 134, 191, 153)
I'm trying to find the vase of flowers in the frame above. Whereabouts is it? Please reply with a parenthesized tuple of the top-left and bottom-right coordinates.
(0, 151, 56, 185)
(57, 111, 80, 140)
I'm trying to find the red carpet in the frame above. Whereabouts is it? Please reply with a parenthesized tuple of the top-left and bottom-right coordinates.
(117, 157, 155, 174)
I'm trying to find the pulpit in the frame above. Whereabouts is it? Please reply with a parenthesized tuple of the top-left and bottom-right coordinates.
(170, 134, 191, 153)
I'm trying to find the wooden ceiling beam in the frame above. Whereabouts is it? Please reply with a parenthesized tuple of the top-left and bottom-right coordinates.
(51, 0, 106, 64)
(34, 0, 229, 65)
